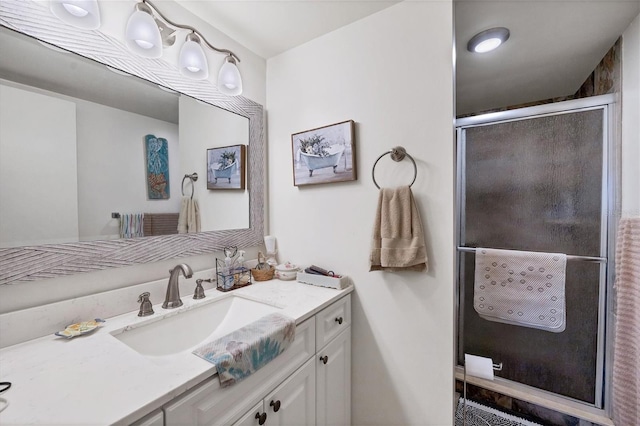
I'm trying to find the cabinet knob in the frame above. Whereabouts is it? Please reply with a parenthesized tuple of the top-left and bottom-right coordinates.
(270, 399, 281, 412)
(319, 355, 328, 364)
(335, 317, 343, 325)
(255, 412, 267, 425)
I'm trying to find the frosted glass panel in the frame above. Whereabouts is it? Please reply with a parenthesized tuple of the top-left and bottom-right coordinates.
(464, 110, 603, 256)
(459, 109, 605, 404)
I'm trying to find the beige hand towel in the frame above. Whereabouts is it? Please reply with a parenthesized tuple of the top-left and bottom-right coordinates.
(187, 198, 201, 233)
(370, 186, 428, 272)
(177, 197, 189, 234)
(177, 197, 200, 234)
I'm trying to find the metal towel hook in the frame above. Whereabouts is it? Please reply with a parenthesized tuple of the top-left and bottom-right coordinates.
(181, 173, 198, 199)
(371, 146, 417, 189)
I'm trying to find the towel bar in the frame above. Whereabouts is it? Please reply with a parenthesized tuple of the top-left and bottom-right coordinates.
(371, 146, 417, 189)
(457, 246, 607, 263)
(181, 173, 198, 199)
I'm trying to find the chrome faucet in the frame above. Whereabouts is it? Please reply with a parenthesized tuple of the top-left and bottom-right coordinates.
(162, 263, 193, 309)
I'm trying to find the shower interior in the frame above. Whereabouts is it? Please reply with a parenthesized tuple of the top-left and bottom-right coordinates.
(456, 95, 615, 410)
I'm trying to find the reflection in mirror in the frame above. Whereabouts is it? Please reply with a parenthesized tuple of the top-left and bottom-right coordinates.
(0, 26, 249, 249)
(0, 0, 265, 285)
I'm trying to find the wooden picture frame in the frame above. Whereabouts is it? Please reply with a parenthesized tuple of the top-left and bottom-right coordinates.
(291, 120, 356, 186)
(207, 144, 246, 190)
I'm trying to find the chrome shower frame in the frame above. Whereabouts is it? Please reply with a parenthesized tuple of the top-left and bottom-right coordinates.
(454, 93, 618, 416)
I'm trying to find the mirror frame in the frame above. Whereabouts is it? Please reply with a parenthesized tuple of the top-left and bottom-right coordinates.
(0, 0, 264, 285)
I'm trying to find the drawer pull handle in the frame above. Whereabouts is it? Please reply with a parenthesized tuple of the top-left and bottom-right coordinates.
(255, 412, 267, 425)
(320, 355, 328, 364)
(335, 317, 343, 325)
(270, 400, 281, 412)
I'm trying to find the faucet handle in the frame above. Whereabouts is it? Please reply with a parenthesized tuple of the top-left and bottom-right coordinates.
(194, 279, 206, 300)
(137, 292, 154, 317)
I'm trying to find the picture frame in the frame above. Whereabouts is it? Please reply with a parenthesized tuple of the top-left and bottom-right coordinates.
(144, 134, 170, 199)
(207, 144, 246, 190)
(291, 120, 356, 186)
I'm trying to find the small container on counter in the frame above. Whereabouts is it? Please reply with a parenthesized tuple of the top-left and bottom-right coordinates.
(275, 262, 300, 280)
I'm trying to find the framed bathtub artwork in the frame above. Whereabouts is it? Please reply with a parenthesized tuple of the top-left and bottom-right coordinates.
(207, 144, 246, 190)
(291, 120, 357, 186)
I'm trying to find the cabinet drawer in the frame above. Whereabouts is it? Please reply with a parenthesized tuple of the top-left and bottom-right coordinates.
(164, 317, 315, 426)
(316, 294, 351, 350)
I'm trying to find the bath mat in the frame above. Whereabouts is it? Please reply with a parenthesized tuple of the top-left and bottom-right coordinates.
(474, 248, 566, 332)
(192, 312, 295, 387)
(455, 398, 542, 426)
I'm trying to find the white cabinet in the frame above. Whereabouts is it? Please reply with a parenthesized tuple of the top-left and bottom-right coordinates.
(233, 402, 266, 426)
(164, 318, 315, 426)
(161, 294, 351, 426)
(316, 327, 351, 426)
(316, 294, 351, 349)
(233, 358, 316, 426)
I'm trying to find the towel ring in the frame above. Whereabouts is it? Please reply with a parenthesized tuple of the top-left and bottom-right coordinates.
(181, 173, 198, 199)
(371, 146, 417, 189)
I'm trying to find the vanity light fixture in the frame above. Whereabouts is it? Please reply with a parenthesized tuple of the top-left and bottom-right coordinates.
(179, 33, 209, 80)
(125, 0, 243, 94)
(50, 0, 101, 30)
(125, 2, 163, 58)
(218, 55, 243, 96)
(467, 27, 510, 53)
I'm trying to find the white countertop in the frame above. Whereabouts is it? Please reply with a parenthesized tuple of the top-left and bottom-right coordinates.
(0, 280, 352, 425)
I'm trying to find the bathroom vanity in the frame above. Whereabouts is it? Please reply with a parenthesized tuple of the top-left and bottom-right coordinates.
(0, 282, 352, 425)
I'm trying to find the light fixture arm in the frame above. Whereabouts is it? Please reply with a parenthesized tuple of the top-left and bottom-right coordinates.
(141, 0, 241, 62)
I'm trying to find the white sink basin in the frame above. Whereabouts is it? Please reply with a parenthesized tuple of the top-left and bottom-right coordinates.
(112, 295, 280, 357)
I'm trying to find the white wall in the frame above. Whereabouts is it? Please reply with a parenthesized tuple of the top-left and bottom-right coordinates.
(622, 13, 640, 217)
(266, 2, 455, 424)
(179, 96, 249, 231)
(76, 98, 180, 240)
(0, 83, 79, 247)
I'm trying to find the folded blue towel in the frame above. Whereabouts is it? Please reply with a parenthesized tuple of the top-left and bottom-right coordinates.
(192, 313, 296, 387)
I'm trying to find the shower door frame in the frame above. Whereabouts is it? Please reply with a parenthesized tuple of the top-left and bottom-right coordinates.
(455, 94, 617, 413)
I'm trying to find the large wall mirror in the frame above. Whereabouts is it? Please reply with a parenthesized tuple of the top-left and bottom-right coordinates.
(0, 0, 264, 284)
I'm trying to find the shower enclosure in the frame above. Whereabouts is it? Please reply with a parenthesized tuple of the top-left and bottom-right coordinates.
(456, 95, 616, 409)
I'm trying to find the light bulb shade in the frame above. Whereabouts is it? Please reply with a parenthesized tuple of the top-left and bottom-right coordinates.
(50, 0, 100, 29)
(179, 39, 209, 80)
(125, 8, 162, 58)
(217, 57, 243, 96)
(467, 27, 510, 53)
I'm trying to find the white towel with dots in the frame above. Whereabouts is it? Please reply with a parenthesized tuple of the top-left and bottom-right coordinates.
(474, 248, 567, 333)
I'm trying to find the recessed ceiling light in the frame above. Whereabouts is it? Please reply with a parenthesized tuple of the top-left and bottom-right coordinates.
(467, 27, 510, 53)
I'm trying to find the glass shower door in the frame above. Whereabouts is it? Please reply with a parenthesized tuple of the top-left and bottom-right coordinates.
(457, 105, 609, 405)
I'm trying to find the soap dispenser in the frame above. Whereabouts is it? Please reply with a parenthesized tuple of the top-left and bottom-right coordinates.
(237, 250, 246, 270)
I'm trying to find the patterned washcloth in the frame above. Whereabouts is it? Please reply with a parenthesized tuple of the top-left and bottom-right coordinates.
(474, 248, 567, 333)
(192, 313, 296, 387)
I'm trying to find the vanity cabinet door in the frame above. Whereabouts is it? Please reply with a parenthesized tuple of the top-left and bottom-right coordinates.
(264, 358, 316, 426)
(232, 401, 266, 426)
(316, 327, 351, 426)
